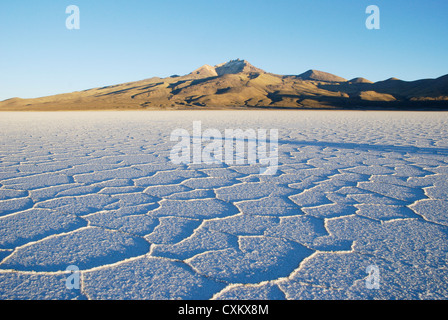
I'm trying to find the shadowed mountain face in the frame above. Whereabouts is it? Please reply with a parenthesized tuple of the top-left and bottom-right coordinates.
(1, 59, 447, 110)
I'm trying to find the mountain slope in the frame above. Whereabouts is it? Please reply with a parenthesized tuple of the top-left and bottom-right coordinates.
(1, 59, 447, 110)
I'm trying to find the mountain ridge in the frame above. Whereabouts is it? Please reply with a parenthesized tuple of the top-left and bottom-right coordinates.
(1, 59, 447, 111)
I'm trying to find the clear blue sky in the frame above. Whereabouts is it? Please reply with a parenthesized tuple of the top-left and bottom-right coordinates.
(1, 0, 447, 101)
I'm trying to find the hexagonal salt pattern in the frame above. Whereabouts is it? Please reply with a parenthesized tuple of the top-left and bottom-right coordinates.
(0, 111, 447, 299)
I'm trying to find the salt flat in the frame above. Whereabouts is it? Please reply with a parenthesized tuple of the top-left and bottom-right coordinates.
(0, 110, 447, 300)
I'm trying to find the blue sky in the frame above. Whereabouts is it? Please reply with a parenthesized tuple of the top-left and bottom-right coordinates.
(0, 0, 447, 100)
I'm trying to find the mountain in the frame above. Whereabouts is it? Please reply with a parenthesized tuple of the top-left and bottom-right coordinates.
(349, 77, 373, 84)
(1, 59, 447, 111)
(190, 64, 218, 77)
(296, 70, 347, 82)
(214, 59, 265, 76)
(189, 59, 265, 78)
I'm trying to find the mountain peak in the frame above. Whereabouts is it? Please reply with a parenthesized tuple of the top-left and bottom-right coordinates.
(189, 59, 265, 78)
(214, 59, 265, 76)
(349, 77, 373, 84)
(297, 69, 347, 82)
(191, 64, 218, 77)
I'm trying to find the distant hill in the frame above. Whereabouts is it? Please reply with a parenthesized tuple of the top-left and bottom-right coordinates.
(296, 69, 347, 82)
(1, 59, 447, 111)
(349, 77, 373, 84)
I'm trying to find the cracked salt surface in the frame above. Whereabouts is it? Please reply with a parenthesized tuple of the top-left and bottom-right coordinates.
(0, 110, 447, 300)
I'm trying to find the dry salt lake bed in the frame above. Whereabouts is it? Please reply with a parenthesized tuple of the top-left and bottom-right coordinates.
(0, 110, 447, 300)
